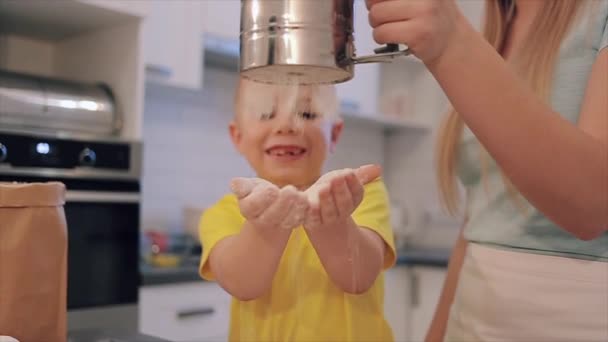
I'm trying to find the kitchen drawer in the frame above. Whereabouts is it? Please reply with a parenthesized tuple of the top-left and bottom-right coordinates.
(140, 281, 231, 342)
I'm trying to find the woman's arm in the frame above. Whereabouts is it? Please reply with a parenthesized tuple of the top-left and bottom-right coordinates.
(368, 0, 608, 239)
(428, 22, 608, 239)
(425, 225, 468, 342)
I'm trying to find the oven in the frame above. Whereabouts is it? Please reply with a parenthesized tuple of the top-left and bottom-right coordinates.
(0, 129, 142, 331)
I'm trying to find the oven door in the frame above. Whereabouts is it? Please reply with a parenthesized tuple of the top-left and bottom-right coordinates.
(0, 173, 141, 310)
(65, 189, 140, 310)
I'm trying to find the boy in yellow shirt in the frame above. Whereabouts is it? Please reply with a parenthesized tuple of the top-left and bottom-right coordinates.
(199, 79, 396, 341)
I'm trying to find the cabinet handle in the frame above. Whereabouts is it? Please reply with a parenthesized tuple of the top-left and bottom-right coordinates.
(176, 306, 215, 319)
(145, 64, 173, 78)
(409, 269, 419, 308)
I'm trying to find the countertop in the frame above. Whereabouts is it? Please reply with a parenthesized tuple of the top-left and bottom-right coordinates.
(68, 329, 172, 342)
(140, 263, 201, 286)
(395, 247, 452, 268)
(140, 247, 451, 286)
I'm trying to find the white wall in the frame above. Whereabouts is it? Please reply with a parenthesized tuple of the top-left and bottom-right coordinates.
(142, 69, 244, 232)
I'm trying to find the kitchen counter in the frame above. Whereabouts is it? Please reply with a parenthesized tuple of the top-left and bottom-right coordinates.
(68, 328, 172, 342)
(395, 247, 451, 268)
(141, 247, 451, 286)
(140, 264, 202, 286)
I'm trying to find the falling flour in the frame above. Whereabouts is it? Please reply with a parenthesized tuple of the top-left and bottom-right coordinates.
(237, 75, 339, 124)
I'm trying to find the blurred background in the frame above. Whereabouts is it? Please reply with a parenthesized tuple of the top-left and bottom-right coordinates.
(0, 0, 483, 341)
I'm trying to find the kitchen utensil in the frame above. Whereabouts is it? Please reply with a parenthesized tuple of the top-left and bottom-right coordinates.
(239, 0, 410, 85)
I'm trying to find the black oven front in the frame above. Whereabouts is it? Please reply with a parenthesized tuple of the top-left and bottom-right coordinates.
(0, 130, 142, 331)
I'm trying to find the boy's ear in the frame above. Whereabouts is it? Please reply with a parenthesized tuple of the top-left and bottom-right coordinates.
(329, 120, 344, 153)
(229, 121, 243, 153)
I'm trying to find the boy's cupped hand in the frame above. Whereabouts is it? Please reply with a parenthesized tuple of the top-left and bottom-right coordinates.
(231, 177, 309, 230)
(230, 164, 382, 231)
(304, 164, 381, 231)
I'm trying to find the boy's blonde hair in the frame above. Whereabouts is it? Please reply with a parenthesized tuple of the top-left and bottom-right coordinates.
(436, 0, 589, 214)
(234, 78, 340, 122)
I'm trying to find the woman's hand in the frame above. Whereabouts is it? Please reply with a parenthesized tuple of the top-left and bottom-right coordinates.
(366, 0, 469, 64)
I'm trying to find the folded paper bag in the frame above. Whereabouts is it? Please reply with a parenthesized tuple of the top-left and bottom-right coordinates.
(0, 182, 67, 342)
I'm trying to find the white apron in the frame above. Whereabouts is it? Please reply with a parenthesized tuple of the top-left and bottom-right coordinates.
(445, 243, 608, 342)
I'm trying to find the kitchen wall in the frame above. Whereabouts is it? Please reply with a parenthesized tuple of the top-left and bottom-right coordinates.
(382, 62, 461, 248)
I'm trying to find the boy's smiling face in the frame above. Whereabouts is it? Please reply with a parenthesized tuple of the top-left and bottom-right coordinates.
(230, 79, 343, 189)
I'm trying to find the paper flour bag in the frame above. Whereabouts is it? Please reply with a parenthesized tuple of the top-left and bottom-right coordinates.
(0, 182, 67, 342)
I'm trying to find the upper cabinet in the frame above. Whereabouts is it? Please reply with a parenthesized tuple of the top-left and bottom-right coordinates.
(142, 1, 203, 90)
(202, 0, 241, 41)
(76, 0, 148, 17)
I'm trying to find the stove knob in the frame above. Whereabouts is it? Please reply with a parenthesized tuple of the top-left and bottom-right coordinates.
(0, 143, 7, 163)
(79, 148, 96, 166)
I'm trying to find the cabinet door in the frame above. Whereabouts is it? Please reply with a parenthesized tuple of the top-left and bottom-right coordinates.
(336, 0, 380, 115)
(409, 267, 447, 342)
(139, 282, 231, 341)
(77, 0, 148, 17)
(384, 267, 409, 342)
(143, 0, 202, 89)
(203, 0, 241, 40)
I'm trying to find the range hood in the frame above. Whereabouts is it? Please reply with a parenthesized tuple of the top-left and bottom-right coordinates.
(203, 34, 239, 71)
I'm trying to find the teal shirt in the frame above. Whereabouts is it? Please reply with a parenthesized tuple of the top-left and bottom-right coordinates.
(458, 1, 608, 261)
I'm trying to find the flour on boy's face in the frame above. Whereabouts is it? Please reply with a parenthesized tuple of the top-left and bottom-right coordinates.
(231, 79, 342, 189)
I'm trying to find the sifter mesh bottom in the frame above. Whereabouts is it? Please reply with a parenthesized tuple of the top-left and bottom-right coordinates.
(240, 65, 352, 85)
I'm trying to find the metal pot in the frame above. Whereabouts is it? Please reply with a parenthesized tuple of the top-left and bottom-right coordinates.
(240, 0, 410, 85)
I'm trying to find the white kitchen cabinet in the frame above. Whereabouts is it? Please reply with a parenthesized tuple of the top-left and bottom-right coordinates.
(203, 0, 241, 41)
(0, 2, 145, 139)
(77, 0, 148, 17)
(336, 0, 381, 115)
(409, 267, 447, 342)
(140, 282, 231, 342)
(143, 0, 203, 90)
(384, 266, 447, 342)
(385, 267, 410, 342)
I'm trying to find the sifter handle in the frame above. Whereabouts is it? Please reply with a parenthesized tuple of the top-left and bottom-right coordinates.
(374, 44, 399, 54)
(351, 44, 410, 64)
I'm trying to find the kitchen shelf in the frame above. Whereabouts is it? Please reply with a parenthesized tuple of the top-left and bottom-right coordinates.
(0, 0, 143, 40)
(342, 111, 432, 133)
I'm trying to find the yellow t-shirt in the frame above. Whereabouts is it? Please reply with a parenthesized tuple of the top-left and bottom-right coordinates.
(199, 179, 396, 342)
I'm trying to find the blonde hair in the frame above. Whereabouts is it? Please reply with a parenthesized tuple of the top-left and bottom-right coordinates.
(436, 0, 589, 214)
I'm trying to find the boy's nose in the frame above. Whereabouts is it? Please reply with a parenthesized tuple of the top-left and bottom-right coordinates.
(273, 112, 299, 135)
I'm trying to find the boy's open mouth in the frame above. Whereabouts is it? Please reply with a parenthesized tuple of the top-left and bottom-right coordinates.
(265, 145, 307, 157)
